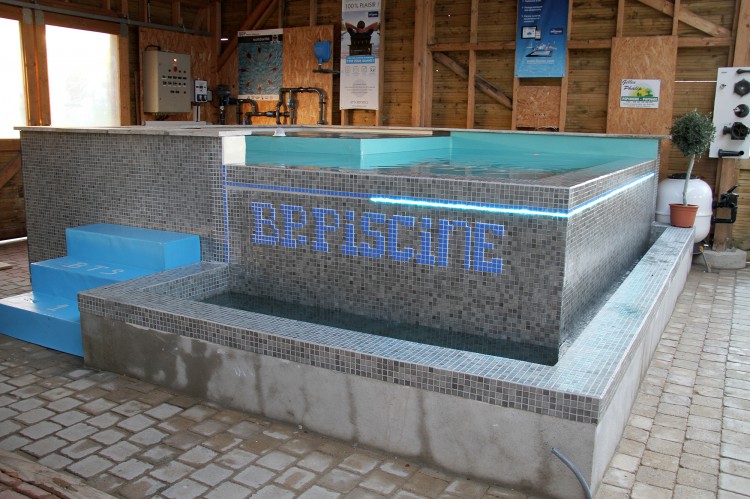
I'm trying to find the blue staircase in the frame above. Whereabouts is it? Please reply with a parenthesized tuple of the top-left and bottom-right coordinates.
(0, 224, 200, 356)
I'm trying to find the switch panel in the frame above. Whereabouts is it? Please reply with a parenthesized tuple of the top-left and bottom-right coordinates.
(142, 50, 191, 113)
(710, 67, 750, 159)
(194, 80, 208, 103)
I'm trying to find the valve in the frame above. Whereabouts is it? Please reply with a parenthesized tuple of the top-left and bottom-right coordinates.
(718, 149, 745, 157)
(734, 79, 750, 96)
(713, 185, 739, 224)
(734, 104, 750, 117)
(722, 122, 750, 140)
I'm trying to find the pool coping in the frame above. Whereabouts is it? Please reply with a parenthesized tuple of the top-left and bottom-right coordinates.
(78, 224, 693, 425)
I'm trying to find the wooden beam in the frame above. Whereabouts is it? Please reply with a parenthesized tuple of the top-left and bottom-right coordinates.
(217, 0, 276, 71)
(172, 0, 182, 26)
(310, 0, 317, 26)
(635, 0, 731, 37)
(0, 154, 22, 191)
(429, 41, 516, 52)
(140, 0, 148, 22)
(677, 36, 733, 47)
(0, 140, 20, 153)
(20, 9, 40, 126)
(34, 11, 50, 126)
(433, 52, 513, 110)
(278, 0, 285, 28)
(616, 0, 625, 37)
(672, 0, 681, 35)
(714, 0, 750, 251)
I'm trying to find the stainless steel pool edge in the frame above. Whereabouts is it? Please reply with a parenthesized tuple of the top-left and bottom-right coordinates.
(77, 225, 693, 497)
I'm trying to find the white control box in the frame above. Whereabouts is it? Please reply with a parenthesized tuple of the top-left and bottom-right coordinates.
(142, 50, 191, 113)
(709, 67, 750, 159)
(194, 80, 208, 103)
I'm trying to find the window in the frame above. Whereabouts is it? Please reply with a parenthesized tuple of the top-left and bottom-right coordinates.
(0, 18, 28, 138)
(46, 25, 120, 126)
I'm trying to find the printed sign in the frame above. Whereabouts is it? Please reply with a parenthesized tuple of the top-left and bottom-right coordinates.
(238, 29, 283, 100)
(620, 79, 661, 108)
(340, 1, 382, 110)
(515, 0, 569, 78)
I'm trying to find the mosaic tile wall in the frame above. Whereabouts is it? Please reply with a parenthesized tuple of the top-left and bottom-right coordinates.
(225, 159, 657, 351)
(20, 131, 225, 264)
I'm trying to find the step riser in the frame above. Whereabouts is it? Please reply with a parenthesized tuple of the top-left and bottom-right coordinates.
(0, 293, 82, 356)
(66, 225, 200, 271)
(31, 260, 151, 299)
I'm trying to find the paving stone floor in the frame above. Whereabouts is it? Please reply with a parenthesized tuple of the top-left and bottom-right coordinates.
(1, 238, 749, 498)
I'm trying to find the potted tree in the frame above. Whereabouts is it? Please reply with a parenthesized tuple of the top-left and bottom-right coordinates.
(668, 110, 716, 227)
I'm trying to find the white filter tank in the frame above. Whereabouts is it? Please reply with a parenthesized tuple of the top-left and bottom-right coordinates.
(655, 176, 713, 242)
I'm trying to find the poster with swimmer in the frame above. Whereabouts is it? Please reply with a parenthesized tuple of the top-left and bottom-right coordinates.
(515, 0, 568, 78)
(340, 0, 381, 110)
(238, 29, 283, 100)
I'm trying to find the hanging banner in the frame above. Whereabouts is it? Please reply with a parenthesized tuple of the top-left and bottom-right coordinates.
(238, 29, 283, 100)
(515, 0, 568, 78)
(340, 1, 381, 110)
(619, 79, 661, 108)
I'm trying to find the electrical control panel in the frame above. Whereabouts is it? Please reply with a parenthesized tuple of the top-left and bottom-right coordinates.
(709, 67, 750, 159)
(142, 50, 191, 113)
(194, 80, 208, 103)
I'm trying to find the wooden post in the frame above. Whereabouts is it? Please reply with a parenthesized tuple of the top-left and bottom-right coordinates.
(34, 11, 50, 126)
(466, 0, 478, 128)
(713, 0, 750, 250)
(411, 0, 434, 127)
(118, 22, 131, 125)
(376, 0, 386, 125)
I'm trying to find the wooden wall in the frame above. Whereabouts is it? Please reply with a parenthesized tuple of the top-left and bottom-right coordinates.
(3, 0, 750, 248)
(0, 140, 25, 240)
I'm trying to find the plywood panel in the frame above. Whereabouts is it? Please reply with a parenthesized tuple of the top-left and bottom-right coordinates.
(606, 36, 677, 136)
(281, 25, 335, 125)
(515, 85, 561, 129)
(218, 26, 335, 126)
(139, 27, 217, 124)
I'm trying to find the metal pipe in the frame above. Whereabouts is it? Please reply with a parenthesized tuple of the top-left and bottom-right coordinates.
(0, 0, 211, 36)
(550, 448, 593, 499)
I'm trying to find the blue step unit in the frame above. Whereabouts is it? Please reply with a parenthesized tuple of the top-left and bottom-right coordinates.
(0, 223, 201, 357)
(0, 292, 82, 356)
(30, 256, 153, 300)
(65, 224, 201, 271)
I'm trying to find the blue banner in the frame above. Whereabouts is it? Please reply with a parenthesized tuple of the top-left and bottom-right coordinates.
(515, 0, 568, 78)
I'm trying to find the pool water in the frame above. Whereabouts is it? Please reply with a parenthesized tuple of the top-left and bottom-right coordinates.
(201, 292, 559, 365)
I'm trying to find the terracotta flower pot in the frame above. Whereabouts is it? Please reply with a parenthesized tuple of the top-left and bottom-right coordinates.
(669, 203, 699, 228)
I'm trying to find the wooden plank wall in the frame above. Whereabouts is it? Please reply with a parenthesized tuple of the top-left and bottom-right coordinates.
(0, 140, 25, 240)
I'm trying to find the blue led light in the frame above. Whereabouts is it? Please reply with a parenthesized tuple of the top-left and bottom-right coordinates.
(370, 173, 655, 218)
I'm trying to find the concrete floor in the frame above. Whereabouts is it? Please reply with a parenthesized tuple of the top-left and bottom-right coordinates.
(1, 238, 749, 498)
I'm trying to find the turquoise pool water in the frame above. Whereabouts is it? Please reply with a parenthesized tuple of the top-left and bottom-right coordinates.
(201, 292, 559, 365)
(243, 131, 658, 179)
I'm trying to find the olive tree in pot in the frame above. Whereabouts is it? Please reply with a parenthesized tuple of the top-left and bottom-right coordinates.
(668, 110, 716, 227)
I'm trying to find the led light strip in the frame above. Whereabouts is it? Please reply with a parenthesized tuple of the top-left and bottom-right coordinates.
(371, 173, 655, 218)
(225, 172, 655, 219)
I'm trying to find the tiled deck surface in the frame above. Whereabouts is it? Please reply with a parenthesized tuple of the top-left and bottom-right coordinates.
(1, 238, 749, 499)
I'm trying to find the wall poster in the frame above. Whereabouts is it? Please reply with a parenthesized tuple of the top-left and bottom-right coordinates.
(340, 1, 381, 110)
(515, 0, 569, 78)
(238, 29, 283, 100)
(619, 79, 661, 108)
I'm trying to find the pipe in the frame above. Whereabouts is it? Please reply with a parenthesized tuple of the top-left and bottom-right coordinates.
(236, 99, 258, 125)
(550, 448, 593, 499)
(279, 87, 327, 125)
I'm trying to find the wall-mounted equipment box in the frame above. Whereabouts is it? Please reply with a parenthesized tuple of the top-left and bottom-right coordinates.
(710, 67, 750, 159)
(142, 50, 191, 113)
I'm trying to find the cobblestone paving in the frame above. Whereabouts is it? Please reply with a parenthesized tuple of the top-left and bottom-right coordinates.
(1, 239, 749, 498)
